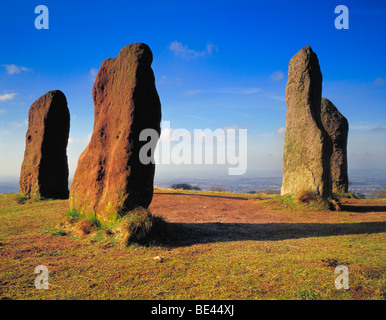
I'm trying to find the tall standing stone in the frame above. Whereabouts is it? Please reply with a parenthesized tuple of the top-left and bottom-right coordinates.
(320, 98, 349, 193)
(69, 43, 161, 222)
(281, 46, 332, 198)
(19, 90, 70, 199)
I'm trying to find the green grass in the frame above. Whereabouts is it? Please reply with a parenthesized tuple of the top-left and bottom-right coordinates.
(154, 187, 272, 200)
(65, 209, 80, 220)
(259, 193, 330, 211)
(0, 191, 385, 300)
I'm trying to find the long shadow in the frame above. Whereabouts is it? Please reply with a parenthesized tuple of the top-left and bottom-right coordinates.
(160, 221, 386, 247)
(155, 192, 250, 201)
(341, 204, 386, 213)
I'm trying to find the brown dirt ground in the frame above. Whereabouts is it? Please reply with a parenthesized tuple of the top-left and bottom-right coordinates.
(149, 193, 386, 246)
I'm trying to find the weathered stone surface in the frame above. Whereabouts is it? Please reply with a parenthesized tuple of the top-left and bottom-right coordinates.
(281, 46, 332, 198)
(69, 43, 161, 222)
(19, 90, 70, 199)
(321, 98, 349, 193)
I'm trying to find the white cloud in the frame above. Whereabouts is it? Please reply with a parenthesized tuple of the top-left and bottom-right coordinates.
(71, 134, 90, 145)
(373, 77, 386, 86)
(0, 109, 6, 114)
(350, 122, 386, 132)
(169, 41, 217, 60)
(0, 93, 17, 101)
(3, 64, 32, 75)
(371, 126, 386, 132)
(266, 93, 285, 102)
(218, 87, 262, 95)
(270, 71, 285, 81)
(183, 89, 202, 96)
(276, 127, 286, 137)
(0, 130, 11, 142)
(206, 43, 217, 55)
(183, 87, 262, 96)
(157, 75, 182, 85)
(9, 119, 28, 128)
(89, 68, 98, 82)
(0, 129, 10, 136)
(68, 133, 92, 145)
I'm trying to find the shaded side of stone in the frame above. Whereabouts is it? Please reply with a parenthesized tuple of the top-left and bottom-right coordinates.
(321, 97, 349, 193)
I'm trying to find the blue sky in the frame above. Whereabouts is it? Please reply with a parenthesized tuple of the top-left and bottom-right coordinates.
(0, 0, 385, 180)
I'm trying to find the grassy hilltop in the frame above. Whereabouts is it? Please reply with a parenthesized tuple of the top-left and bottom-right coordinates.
(0, 189, 385, 300)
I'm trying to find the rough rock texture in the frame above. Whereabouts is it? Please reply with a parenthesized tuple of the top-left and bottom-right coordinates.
(19, 90, 70, 199)
(321, 97, 349, 193)
(69, 43, 161, 222)
(281, 46, 332, 198)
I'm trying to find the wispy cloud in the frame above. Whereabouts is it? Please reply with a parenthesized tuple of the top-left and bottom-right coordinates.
(265, 93, 285, 102)
(351, 122, 386, 132)
(373, 77, 386, 86)
(216, 87, 262, 95)
(371, 126, 386, 132)
(270, 71, 285, 81)
(89, 68, 98, 82)
(275, 127, 286, 137)
(169, 41, 217, 60)
(183, 87, 263, 96)
(9, 119, 28, 128)
(184, 89, 202, 96)
(157, 75, 182, 86)
(2, 64, 32, 75)
(0, 93, 17, 101)
(69, 133, 92, 145)
(0, 109, 6, 114)
(0, 129, 11, 142)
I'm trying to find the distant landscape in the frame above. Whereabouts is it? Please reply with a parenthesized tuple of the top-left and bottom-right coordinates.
(1, 169, 385, 197)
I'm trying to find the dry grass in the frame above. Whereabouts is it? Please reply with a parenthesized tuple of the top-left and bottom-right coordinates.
(73, 219, 97, 237)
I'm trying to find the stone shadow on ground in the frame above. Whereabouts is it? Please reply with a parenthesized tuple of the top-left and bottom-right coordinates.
(341, 204, 386, 213)
(159, 221, 386, 247)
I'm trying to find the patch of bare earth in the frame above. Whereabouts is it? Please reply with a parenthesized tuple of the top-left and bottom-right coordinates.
(150, 193, 386, 245)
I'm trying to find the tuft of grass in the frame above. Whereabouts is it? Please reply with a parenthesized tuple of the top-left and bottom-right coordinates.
(60, 206, 166, 246)
(260, 191, 331, 211)
(51, 229, 67, 236)
(335, 192, 366, 200)
(117, 207, 167, 246)
(278, 194, 295, 205)
(295, 191, 331, 210)
(14, 193, 28, 205)
(65, 209, 80, 221)
(322, 258, 350, 268)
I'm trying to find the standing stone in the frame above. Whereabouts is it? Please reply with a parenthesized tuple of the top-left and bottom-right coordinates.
(321, 98, 349, 193)
(69, 43, 161, 222)
(19, 90, 70, 199)
(281, 46, 332, 198)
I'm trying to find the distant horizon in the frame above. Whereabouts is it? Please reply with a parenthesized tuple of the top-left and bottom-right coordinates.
(1, 168, 385, 196)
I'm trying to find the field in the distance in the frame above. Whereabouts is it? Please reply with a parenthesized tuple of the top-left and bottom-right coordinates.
(0, 189, 385, 300)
